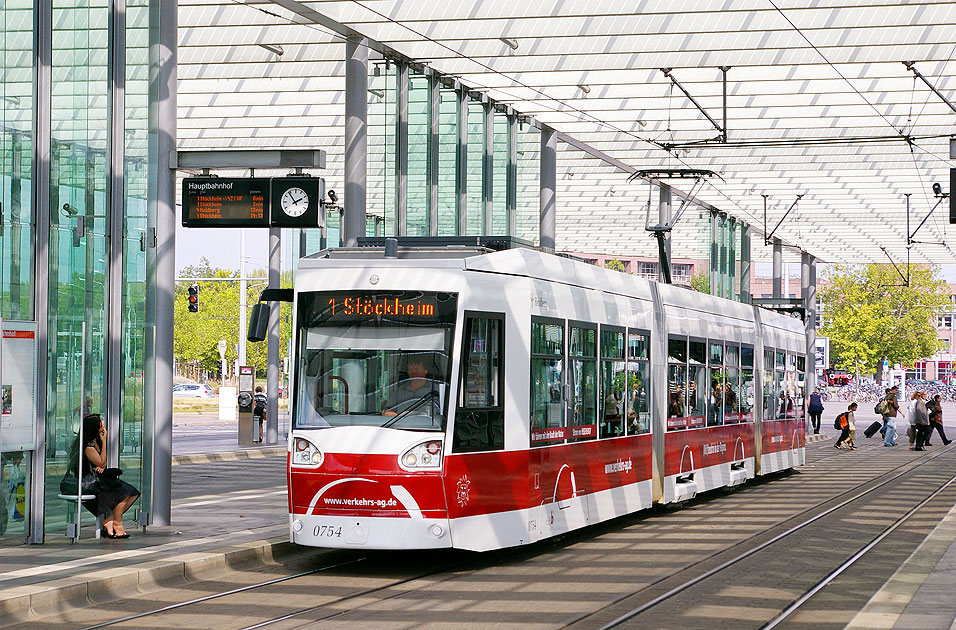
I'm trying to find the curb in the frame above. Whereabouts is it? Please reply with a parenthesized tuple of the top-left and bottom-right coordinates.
(0, 536, 301, 627)
(806, 433, 831, 443)
(172, 447, 286, 466)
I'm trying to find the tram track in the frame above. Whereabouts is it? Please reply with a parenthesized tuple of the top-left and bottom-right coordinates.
(576, 443, 956, 630)
(31, 440, 955, 630)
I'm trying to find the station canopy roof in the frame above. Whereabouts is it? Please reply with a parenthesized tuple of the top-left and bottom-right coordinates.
(179, 0, 956, 265)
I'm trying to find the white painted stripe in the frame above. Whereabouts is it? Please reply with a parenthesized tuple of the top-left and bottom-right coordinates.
(174, 489, 286, 509)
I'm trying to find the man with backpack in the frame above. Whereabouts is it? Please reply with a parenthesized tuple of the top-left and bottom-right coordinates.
(834, 403, 857, 450)
(253, 385, 267, 443)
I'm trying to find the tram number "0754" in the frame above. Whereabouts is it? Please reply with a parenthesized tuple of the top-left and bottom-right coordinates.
(313, 525, 343, 538)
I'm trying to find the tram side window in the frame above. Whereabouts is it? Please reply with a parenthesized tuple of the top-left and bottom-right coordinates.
(667, 337, 688, 431)
(763, 349, 775, 421)
(568, 325, 597, 441)
(740, 346, 755, 421)
(530, 319, 565, 447)
(795, 355, 806, 419)
(724, 344, 740, 423)
(708, 342, 725, 426)
(627, 331, 650, 435)
(453, 314, 504, 453)
(776, 351, 787, 418)
(600, 327, 626, 438)
(687, 341, 707, 426)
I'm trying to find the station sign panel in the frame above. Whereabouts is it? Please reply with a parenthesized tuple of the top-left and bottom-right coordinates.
(182, 176, 325, 228)
(182, 178, 270, 228)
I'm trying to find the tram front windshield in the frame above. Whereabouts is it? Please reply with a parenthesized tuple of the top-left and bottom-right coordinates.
(293, 290, 458, 432)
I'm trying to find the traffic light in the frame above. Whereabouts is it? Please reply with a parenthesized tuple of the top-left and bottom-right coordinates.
(187, 284, 199, 312)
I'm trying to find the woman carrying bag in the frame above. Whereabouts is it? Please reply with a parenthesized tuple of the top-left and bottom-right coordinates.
(63, 414, 140, 538)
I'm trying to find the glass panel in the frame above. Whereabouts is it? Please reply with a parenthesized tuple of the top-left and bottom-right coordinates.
(367, 62, 396, 235)
(119, 0, 150, 519)
(530, 357, 563, 445)
(709, 367, 725, 425)
(45, 0, 111, 535)
(710, 342, 723, 365)
(689, 341, 706, 365)
(407, 70, 429, 236)
(687, 365, 707, 422)
(466, 100, 484, 235)
(570, 327, 596, 358)
(668, 337, 686, 363)
(437, 87, 458, 236)
(667, 364, 686, 430)
(724, 368, 741, 422)
(626, 361, 650, 435)
(741, 345, 754, 368)
(492, 112, 508, 233)
(726, 345, 740, 366)
(600, 359, 625, 437)
(601, 329, 624, 360)
(516, 122, 539, 244)
(568, 358, 596, 440)
(458, 318, 500, 409)
(531, 321, 563, 356)
(740, 369, 755, 419)
(628, 331, 648, 360)
(0, 0, 34, 322)
(763, 350, 775, 421)
(454, 317, 503, 453)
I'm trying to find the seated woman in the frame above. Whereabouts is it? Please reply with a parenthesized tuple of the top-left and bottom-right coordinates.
(69, 414, 140, 539)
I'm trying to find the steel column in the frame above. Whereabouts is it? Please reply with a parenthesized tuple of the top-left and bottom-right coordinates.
(428, 73, 439, 236)
(710, 212, 718, 297)
(483, 102, 493, 234)
(803, 252, 817, 385)
(29, 0, 53, 543)
(507, 113, 517, 236)
(395, 62, 408, 237)
(343, 37, 368, 246)
(718, 214, 728, 299)
(740, 224, 751, 303)
(106, 0, 127, 467)
(266, 228, 280, 444)
(727, 217, 736, 300)
(145, 0, 177, 526)
(772, 238, 783, 299)
(539, 125, 556, 251)
(456, 87, 467, 235)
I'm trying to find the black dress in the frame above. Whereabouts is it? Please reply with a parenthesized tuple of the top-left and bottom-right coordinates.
(80, 439, 140, 518)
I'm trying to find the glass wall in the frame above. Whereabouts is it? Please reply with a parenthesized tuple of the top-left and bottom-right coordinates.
(367, 62, 396, 235)
(466, 99, 484, 235)
(492, 112, 508, 234)
(437, 87, 458, 236)
(516, 123, 540, 244)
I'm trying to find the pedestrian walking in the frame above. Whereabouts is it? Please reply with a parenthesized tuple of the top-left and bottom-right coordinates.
(834, 403, 856, 450)
(928, 394, 952, 446)
(883, 387, 899, 447)
(807, 389, 824, 434)
(912, 391, 931, 451)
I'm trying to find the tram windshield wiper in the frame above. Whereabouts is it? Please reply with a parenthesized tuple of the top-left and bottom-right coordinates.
(383, 390, 441, 429)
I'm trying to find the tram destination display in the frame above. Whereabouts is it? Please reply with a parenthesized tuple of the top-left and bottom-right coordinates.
(182, 178, 270, 228)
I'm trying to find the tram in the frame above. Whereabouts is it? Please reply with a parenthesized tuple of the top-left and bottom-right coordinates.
(281, 243, 807, 552)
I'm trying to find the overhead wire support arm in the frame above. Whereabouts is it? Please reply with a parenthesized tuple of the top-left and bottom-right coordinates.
(903, 61, 956, 115)
(764, 194, 804, 245)
(659, 68, 726, 140)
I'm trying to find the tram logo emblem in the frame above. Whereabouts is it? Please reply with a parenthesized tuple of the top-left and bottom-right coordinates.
(456, 475, 472, 507)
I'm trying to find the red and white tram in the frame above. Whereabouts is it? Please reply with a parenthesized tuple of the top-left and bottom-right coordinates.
(283, 245, 807, 552)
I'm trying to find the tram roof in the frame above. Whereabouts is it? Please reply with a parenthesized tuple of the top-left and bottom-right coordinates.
(173, 1, 956, 265)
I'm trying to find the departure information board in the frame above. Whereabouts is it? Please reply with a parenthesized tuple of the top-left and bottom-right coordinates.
(182, 178, 270, 228)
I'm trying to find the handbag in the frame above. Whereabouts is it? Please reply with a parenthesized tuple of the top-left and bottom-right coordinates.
(59, 471, 98, 496)
(101, 467, 123, 480)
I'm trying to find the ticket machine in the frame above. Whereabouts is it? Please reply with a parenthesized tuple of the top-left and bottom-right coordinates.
(237, 365, 256, 445)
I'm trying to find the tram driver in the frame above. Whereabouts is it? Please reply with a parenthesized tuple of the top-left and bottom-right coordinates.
(383, 354, 441, 417)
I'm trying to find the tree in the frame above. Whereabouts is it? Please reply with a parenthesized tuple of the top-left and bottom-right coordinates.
(818, 264, 948, 381)
(690, 271, 710, 293)
(603, 259, 626, 273)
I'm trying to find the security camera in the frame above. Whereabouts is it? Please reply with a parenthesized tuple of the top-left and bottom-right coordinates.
(932, 182, 943, 197)
(327, 189, 338, 203)
(61, 203, 78, 217)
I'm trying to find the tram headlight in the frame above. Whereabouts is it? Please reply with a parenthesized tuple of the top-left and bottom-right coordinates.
(292, 437, 323, 468)
(399, 440, 443, 471)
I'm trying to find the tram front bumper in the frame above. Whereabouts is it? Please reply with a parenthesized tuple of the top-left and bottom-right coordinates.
(290, 512, 453, 549)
